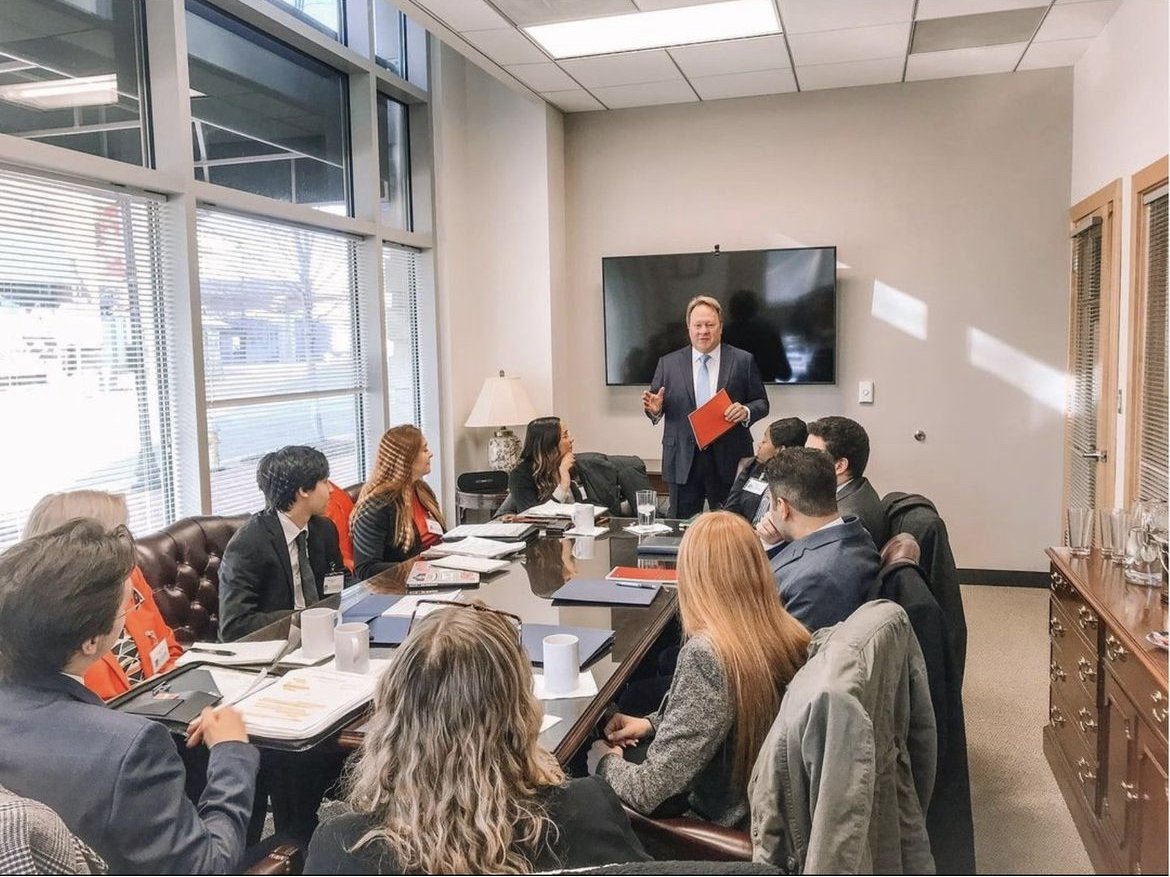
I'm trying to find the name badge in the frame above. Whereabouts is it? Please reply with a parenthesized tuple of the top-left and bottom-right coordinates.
(425, 517, 444, 537)
(323, 573, 345, 595)
(148, 638, 170, 675)
(744, 477, 768, 495)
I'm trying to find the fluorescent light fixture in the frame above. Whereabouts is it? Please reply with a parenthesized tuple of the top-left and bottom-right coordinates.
(0, 74, 118, 110)
(525, 0, 781, 59)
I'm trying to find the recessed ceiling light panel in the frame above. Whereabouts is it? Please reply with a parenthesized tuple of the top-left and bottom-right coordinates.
(524, 0, 781, 59)
(0, 74, 118, 110)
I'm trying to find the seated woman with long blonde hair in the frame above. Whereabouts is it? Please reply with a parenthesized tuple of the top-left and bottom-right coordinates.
(350, 425, 446, 580)
(305, 605, 647, 874)
(588, 511, 810, 828)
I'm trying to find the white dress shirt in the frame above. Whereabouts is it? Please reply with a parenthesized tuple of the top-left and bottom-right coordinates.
(277, 510, 310, 610)
(692, 344, 721, 404)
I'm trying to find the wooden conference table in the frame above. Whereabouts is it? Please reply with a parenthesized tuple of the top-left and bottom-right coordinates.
(243, 519, 680, 764)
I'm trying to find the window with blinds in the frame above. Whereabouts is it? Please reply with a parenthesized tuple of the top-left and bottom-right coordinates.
(383, 244, 434, 439)
(197, 208, 365, 513)
(1066, 219, 1104, 509)
(1135, 190, 1168, 501)
(0, 165, 175, 547)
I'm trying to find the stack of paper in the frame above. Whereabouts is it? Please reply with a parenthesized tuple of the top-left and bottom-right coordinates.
(430, 555, 512, 574)
(443, 522, 534, 541)
(235, 665, 387, 740)
(427, 536, 526, 558)
(521, 501, 607, 519)
(175, 641, 286, 668)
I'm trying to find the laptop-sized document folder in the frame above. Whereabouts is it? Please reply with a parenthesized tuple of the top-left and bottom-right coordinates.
(521, 624, 615, 668)
(549, 578, 660, 606)
(687, 388, 735, 451)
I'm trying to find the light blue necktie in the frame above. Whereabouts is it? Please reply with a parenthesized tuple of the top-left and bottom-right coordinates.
(696, 353, 712, 407)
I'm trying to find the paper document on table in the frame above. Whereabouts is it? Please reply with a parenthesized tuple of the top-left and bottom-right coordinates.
(427, 536, 526, 558)
(175, 641, 285, 667)
(522, 501, 607, 519)
(540, 714, 561, 732)
(443, 522, 534, 540)
(206, 668, 279, 703)
(235, 666, 381, 740)
(429, 555, 512, 574)
(379, 590, 464, 618)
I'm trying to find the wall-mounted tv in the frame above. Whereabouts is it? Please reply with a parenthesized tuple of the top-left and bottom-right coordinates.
(602, 246, 837, 386)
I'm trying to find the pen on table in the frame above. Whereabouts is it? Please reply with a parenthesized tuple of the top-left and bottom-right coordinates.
(614, 580, 657, 590)
(187, 645, 235, 656)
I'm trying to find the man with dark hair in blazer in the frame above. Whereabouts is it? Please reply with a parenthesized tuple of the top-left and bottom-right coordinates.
(806, 415, 890, 549)
(763, 447, 880, 632)
(641, 295, 770, 519)
(0, 519, 258, 874)
(218, 445, 345, 642)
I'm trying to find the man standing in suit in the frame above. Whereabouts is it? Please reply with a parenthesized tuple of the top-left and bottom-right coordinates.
(641, 295, 769, 518)
(763, 447, 880, 631)
(0, 519, 258, 874)
(805, 416, 889, 549)
(219, 445, 345, 642)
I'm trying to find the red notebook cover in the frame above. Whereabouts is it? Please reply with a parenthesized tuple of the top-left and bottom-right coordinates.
(687, 388, 736, 450)
(606, 565, 678, 583)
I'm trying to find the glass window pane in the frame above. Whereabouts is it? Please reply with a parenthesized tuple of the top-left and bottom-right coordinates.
(378, 95, 411, 229)
(186, 0, 351, 215)
(0, 0, 148, 166)
(265, 0, 342, 39)
(373, 0, 404, 75)
(0, 166, 176, 548)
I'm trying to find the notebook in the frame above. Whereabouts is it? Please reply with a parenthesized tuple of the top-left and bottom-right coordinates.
(688, 388, 736, 450)
(521, 624, 615, 668)
(548, 578, 661, 606)
(607, 565, 677, 584)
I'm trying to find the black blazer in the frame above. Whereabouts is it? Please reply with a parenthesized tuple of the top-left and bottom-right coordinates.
(722, 456, 767, 522)
(647, 345, 768, 490)
(837, 477, 890, 550)
(218, 509, 344, 642)
(505, 458, 586, 514)
(350, 495, 435, 581)
(303, 776, 648, 874)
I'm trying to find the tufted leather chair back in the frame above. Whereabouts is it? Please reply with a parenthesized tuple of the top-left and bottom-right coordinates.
(135, 514, 250, 645)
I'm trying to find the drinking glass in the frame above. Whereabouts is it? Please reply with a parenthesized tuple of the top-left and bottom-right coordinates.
(1066, 507, 1093, 557)
(636, 490, 657, 528)
(1106, 509, 1130, 564)
(1098, 509, 1117, 558)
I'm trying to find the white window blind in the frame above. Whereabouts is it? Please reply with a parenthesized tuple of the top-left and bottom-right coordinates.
(1066, 219, 1103, 510)
(383, 244, 434, 436)
(0, 165, 175, 547)
(1136, 191, 1168, 501)
(197, 208, 366, 512)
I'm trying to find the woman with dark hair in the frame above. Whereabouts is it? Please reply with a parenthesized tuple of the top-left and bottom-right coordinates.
(723, 417, 807, 524)
(305, 604, 646, 874)
(508, 416, 585, 513)
(350, 425, 446, 580)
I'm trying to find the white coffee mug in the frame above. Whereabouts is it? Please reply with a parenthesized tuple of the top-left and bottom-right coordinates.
(301, 607, 337, 659)
(543, 634, 579, 695)
(334, 622, 371, 674)
(573, 503, 593, 533)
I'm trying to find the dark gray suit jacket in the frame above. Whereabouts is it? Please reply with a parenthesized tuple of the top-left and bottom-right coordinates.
(0, 674, 258, 875)
(770, 516, 880, 632)
(837, 477, 889, 549)
(647, 345, 768, 489)
(722, 456, 767, 523)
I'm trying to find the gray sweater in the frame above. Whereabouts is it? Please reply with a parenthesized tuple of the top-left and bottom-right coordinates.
(597, 634, 746, 828)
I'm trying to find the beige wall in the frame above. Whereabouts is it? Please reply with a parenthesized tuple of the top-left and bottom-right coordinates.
(559, 70, 1074, 571)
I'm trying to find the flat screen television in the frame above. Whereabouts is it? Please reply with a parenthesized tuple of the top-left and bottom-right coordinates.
(602, 246, 837, 386)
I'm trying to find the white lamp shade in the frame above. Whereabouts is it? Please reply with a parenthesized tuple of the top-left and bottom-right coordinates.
(464, 375, 538, 428)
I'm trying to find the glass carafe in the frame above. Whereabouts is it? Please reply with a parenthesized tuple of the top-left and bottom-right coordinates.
(1123, 500, 1169, 587)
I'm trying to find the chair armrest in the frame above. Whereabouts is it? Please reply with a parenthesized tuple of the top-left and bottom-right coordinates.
(244, 842, 304, 876)
(624, 807, 753, 862)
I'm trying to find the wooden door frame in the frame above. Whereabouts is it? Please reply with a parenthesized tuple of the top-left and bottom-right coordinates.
(1064, 179, 1122, 518)
(1124, 156, 1169, 504)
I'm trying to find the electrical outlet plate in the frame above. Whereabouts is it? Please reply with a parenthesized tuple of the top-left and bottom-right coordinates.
(858, 380, 874, 404)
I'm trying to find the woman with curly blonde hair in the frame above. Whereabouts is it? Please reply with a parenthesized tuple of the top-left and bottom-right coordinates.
(305, 605, 646, 874)
(350, 425, 446, 579)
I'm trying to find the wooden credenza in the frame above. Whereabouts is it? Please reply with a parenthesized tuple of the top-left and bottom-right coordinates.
(1046, 548, 1168, 874)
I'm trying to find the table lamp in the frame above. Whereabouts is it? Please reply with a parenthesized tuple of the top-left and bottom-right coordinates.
(464, 371, 538, 471)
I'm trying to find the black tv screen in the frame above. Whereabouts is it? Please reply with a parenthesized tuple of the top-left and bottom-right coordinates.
(602, 247, 837, 386)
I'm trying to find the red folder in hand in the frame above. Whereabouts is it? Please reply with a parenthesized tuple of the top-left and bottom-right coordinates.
(688, 388, 736, 451)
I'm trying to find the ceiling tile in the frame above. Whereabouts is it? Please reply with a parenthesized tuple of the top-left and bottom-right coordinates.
(911, 7, 1046, 53)
(541, 88, 606, 112)
(905, 42, 1026, 80)
(413, 0, 510, 31)
(461, 28, 550, 65)
(669, 36, 791, 78)
(779, 0, 913, 35)
(787, 22, 911, 65)
(560, 50, 680, 88)
(491, 0, 637, 27)
(690, 68, 798, 100)
(915, 0, 1049, 21)
(1033, 0, 1120, 41)
(590, 79, 698, 108)
(633, 0, 727, 8)
(1017, 37, 1093, 68)
(504, 62, 579, 91)
(796, 56, 905, 90)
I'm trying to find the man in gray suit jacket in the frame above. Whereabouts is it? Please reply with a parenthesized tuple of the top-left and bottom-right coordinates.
(0, 520, 259, 875)
(806, 416, 889, 550)
(763, 448, 880, 631)
(642, 295, 769, 518)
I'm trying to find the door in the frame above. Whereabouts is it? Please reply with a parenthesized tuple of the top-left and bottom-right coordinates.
(1133, 720, 1168, 875)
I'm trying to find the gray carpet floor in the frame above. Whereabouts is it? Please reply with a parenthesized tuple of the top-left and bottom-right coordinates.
(962, 583, 1093, 875)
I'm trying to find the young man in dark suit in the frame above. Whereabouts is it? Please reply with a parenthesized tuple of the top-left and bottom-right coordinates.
(764, 447, 880, 632)
(218, 445, 345, 642)
(805, 416, 890, 550)
(641, 295, 770, 518)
